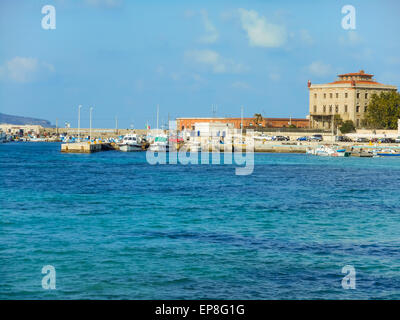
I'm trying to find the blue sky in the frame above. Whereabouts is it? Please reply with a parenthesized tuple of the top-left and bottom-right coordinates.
(1, 0, 400, 128)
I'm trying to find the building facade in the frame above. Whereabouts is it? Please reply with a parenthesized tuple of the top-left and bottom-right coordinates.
(177, 117, 309, 131)
(309, 70, 397, 129)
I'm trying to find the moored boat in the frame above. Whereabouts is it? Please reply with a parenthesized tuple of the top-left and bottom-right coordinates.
(375, 149, 400, 157)
(149, 135, 170, 152)
(307, 145, 350, 157)
(118, 134, 143, 152)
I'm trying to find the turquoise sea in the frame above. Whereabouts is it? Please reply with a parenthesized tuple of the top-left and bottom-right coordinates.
(1, 142, 400, 299)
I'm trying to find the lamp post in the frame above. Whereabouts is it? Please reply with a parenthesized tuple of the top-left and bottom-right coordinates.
(78, 105, 82, 142)
(241, 105, 244, 137)
(90, 107, 93, 142)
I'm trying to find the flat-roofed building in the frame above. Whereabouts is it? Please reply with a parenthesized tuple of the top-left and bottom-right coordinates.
(309, 70, 397, 129)
(177, 117, 309, 131)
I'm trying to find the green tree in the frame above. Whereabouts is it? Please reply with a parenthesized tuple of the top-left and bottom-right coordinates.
(339, 120, 355, 134)
(364, 91, 400, 129)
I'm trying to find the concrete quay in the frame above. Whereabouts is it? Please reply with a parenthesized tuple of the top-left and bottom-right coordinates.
(61, 142, 115, 153)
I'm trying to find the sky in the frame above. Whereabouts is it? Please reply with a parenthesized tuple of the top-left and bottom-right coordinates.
(1, 0, 400, 129)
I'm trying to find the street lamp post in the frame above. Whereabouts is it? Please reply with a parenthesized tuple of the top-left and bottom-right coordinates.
(78, 105, 82, 142)
(90, 107, 93, 142)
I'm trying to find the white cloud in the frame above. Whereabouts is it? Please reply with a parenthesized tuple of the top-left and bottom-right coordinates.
(0, 57, 54, 83)
(198, 10, 219, 44)
(339, 31, 363, 46)
(299, 29, 313, 45)
(85, 0, 122, 7)
(184, 49, 246, 74)
(170, 72, 181, 81)
(184, 9, 196, 18)
(307, 61, 333, 77)
(350, 48, 373, 61)
(191, 73, 204, 82)
(232, 81, 250, 89)
(268, 73, 281, 82)
(238, 8, 286, 48)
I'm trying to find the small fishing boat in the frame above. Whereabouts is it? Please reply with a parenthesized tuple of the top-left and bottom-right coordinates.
(0, 131, 6, 143)
(375, 149, 400, 157)
(118, 134, 143, 152)
(149, 135, 170, 152)
(29, 137, 46, 142)
(307, 146, 350, 157)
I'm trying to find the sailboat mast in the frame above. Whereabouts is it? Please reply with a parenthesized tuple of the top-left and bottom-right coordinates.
(157, 104, 159, 130)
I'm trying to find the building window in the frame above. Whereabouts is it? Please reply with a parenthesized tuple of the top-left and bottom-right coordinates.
(329, 105, 332, 113)
(357, 93, 360, 99)
(336, 93, 339, 98)
(335, 105, 339, 113)
(365, 93, 368, 99)
(356, 106, 360, 113)
(356, 119, 360, 127)
(323, 105, 326, 113)
(345, 93, 348, 98)
(313, 105, 317, 113)
(324, 93, 326, 99)
(364, 106, 367, 112)
(314, 93, 317, 98)
(330, 93, 333, 98)
(344, 105, 348, 112)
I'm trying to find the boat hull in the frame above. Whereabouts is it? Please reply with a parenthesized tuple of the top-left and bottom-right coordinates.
(149, 145, 170, 152)
(377, 153, 400, 157)
(119, 144, 143, 152)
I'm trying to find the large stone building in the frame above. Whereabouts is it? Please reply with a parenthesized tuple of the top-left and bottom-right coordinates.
(177, 117, 309, 131)
(309, 70, 397, 129)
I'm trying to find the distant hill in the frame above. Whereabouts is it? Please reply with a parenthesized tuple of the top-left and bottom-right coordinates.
(0, 112, 54, 128)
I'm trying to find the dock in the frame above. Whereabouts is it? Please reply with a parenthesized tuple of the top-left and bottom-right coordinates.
(61, 142, 114, 153)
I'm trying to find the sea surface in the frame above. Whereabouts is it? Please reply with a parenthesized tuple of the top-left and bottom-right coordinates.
(1, 142, 400, 299)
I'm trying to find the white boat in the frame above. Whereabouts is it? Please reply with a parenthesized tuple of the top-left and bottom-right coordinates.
(373, 148, 400, 157)
(307, 145, 350, 157)
(0, 131, 6, 143)
(118, 134, 143, 152)
(30, 137, 46, 142)
(149, 136, 170, 152)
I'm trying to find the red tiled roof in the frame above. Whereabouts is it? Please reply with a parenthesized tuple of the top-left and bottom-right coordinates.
(329, 80, 382, 85)
(338, 70, 373, 77)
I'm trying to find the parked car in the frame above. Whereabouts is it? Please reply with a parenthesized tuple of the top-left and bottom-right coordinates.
(309, 134, 323, 142)
(297, 136, 308, 141)
(395, 136, 400, 143)
(275, 135, 290, 141)
(378, 138, 395, 143)
(356, 137, 370, 143)
(264, 135, 275, 141)
(335, 135, 352, 142)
